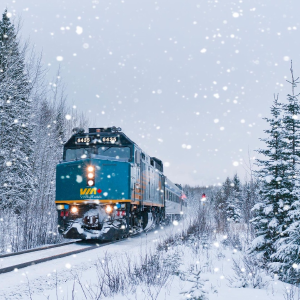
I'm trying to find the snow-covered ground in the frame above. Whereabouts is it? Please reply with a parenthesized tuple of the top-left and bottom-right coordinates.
(0, 221, 295, 300)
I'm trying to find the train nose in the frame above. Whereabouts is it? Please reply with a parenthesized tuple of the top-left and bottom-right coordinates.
(56, 159, 131, 202)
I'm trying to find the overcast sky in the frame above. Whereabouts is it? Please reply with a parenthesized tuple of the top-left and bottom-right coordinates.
(3, 0, 300, 186)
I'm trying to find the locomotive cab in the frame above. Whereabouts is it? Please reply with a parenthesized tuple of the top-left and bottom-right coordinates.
(56, 127, 135, 240)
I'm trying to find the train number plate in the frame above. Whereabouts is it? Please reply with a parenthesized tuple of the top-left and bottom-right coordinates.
(75, 136, 91, 144)
(101, 136, 118, 143)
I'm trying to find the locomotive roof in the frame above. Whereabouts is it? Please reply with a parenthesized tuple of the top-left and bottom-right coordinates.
(64, 128, 138, 148)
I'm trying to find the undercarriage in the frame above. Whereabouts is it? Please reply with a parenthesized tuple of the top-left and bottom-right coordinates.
(58, 203, 164, 241)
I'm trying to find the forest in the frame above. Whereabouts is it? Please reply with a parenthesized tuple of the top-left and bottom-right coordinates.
(1, 7, 300, 289)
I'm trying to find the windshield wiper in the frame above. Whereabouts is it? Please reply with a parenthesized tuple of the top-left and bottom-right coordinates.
(102, 146, 114, 153)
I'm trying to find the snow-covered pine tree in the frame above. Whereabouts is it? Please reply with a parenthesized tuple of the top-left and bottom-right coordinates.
(242, 179, 260, 230)
(269, 63, 300, 283)
(280, 62, 300, 214)
(0, 10, 35, 213)
(213, 177, 231, 232)
(226, 174, 242, 222)
(222, 177, 232, 201)
(250, 94, 288, 263)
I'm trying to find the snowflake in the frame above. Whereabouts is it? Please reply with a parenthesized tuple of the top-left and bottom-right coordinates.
(76, 26, 83, 35)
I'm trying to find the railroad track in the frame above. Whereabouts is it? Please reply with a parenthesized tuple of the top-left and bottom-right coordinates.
(0, 238, 126, 275)
(0, 228, 146, 275)
(0, 240, 81, 259)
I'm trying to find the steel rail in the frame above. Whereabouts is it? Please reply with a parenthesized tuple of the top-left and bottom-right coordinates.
(0, 240, 81, 259)
(0, 239, 122, 275)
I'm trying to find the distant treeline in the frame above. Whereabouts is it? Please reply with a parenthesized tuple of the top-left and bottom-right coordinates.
(184, 173, 259, 237)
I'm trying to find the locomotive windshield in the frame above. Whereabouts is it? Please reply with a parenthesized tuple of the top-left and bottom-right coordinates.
(96, 146, 130, 160)
(65, 146, 131, 162)
(65, 147, 91, 161)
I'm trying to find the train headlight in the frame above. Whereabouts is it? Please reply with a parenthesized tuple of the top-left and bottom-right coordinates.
(70, 206, 78, 214)
(87, 179, 94, 186)
(88, 166, 94, 172)
(56, 205, 64, 210)
(105, 205, 113, 214)
(86, 165, 95, 186)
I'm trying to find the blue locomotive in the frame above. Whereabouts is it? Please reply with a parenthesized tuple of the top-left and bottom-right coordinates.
(55, 127, 187, 240)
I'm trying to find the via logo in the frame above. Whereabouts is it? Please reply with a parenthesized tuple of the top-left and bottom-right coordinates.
(80, 188, 102, 195)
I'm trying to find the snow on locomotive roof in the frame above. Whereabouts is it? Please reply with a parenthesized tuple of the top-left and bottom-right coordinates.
(89, 127, 121, 133)
(66, 127, 136, 147)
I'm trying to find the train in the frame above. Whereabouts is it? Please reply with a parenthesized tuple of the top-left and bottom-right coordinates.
(55, 126, 187, 240)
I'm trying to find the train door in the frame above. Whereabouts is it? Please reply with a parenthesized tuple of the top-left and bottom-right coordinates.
(155, 172, 159, 204)
(141, 161, 146, 206)
(148, 166, 151, 203)
(140, 153, 148, 205)
(133, 150, 141, 203)
(130, 164, 136, 200)
(159, 174, 165, 206)
(180, 195, 183, 211)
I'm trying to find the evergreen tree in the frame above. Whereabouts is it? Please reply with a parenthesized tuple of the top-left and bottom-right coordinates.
(213, 188, 226, 232)
(269, 64, 300, 282)
(221, 176, 242, 223)
(213, 177, 232, 232)
(0, 10, 35, 212)
(250, 95, 288, 262)
(222, 177, 232, 203)
(227, 174, 242, 222)
(280, 62, 300, 211)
